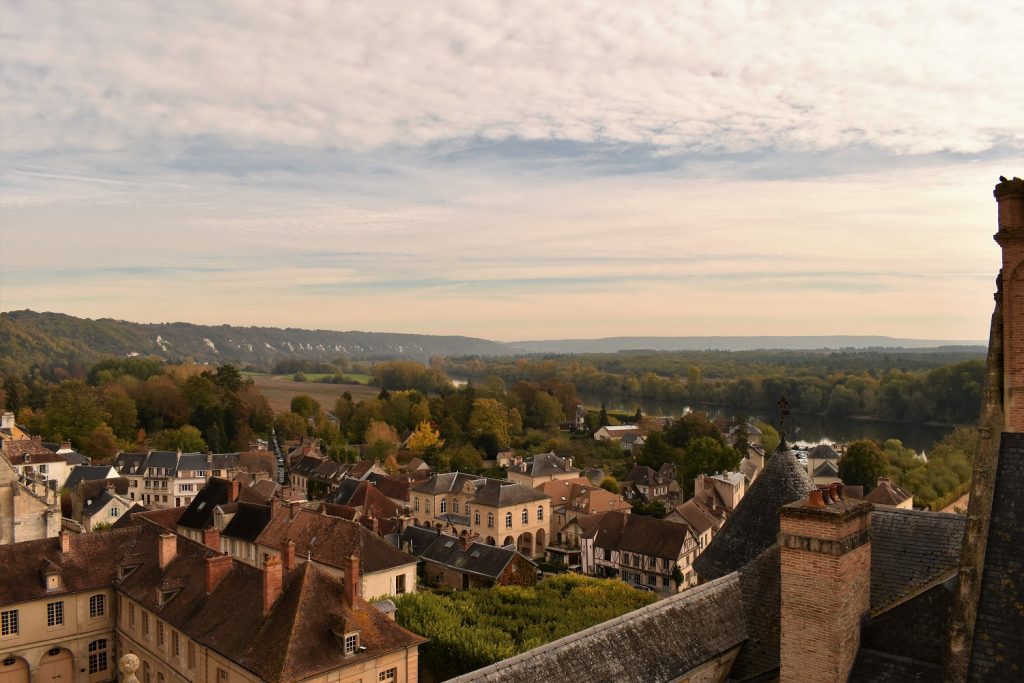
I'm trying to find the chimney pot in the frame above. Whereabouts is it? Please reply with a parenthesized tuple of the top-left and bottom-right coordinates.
(158, 533, 177, 569)
(829, 483, 842, 502)
(808, 489, 825, 508)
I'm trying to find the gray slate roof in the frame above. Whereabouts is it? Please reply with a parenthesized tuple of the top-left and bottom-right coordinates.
(589, 511, 693, 560)
(849, 649, 942, 681)
(447, 573, 746, 683)
(221, 502, 273, 543)
(413, 533, 530, 580)
(870, 507, 964, 613)
(693, 447, 813, 581)
(63, 465, 117, 491)
(520, 452, 579, 477)
(411, 471, 482, 495)
(967, 432, 1024, 682)
(471, 479, 548, 507)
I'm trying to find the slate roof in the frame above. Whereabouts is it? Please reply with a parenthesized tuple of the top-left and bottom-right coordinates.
(447, 573, 746, 683)
(221, 502, 273, 543)
(730, 545, 782, 681)
(177, 478, 236, 530)
(807, 444, 840, 460)
(518, 451, 580, 477)
(412, 533, 533, 580)
(256, 508, 417, 574)
(669, 500, 717, 535)
(812, 459, 840, 477)
(588, 511, 693, 560)
(624, 464, 671, 488)
(396, 525, 443, 555)
(290, 454, 328, 478)
(62, 465, 117, 491)
(849, 649, 941, 682)
(110, 504, 150, 529)
(328, 479, 402, 520)
(472, 479, 549, 507)
(869, 507, 964, 613)
(82, 490, 123, 517)
(410, 471, 482, 495)
(967, 432, 1024, 682)
(693, 446, 813, 581)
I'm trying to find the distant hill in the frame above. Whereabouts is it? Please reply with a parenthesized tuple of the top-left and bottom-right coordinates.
(509, 336, 987, 354)
(0, 310, 513, 372)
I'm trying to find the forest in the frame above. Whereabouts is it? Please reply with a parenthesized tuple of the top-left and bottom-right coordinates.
(440, 349, 986, 425)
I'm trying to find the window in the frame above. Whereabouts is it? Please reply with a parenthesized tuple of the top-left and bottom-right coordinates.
(89, 594, 105, 618)
(661, 558, 670, 571)
(505, 512, 512, 528)
(344, 633, 358, 655)
(379, 668, 397, 682)
(647, 574, 656, 586)
(662, 576, 671, 588)
(142, 612, 149, 638)
(129, 603, 135, 627)
(157, 621, 165, 647)
(217, 667, 229, 682)
(537, 505, 544, 521)
(47, 601, 64, 627)
(395, 574, 406, 595)
(180, 484, 194, 492)
(414, 498, 420, 512)
(487, 513, 494, 528)
(452, 498, 459, 513)
(158, 674, 165, 683)
(440, 498, 447, 514)
(0, 609, 18, 636)
(88, 639, 108, 674)
(521, 509, 528, 525)
(425, 499, 431, 514)
(109, 507, 119, 517)
(172, 630, 180, 658)
(39, 464, 48, 473)
(143, 662, 151, 683)
(474, 511, 481, 526)
(187, 642, 196, 669)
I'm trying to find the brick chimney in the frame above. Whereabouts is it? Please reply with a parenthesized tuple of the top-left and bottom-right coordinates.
(202, 527, 221, 551)
(205, 554, 233, 593)
(271, 496, 281, 518)
(290, 501, 302, 520)
(283, 540, 296, 572)
(229, 479, 241, 503)
(158, 533, 177, 569)
(59, 529, 71, 553)
(995, 176, 1024, 430)
(344, 554, 360, 607)
(779, 490, 873, 683)
(263, 554, 283, 613)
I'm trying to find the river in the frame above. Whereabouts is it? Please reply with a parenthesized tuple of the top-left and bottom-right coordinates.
(593, 398, 956, 454)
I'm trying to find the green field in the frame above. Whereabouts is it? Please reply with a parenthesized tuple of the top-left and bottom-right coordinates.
(244, 373, 380, 413)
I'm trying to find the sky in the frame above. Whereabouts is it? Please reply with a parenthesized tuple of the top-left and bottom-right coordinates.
(1, 1, 1022, 342)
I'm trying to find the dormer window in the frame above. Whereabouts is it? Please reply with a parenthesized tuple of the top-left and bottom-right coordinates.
(23, 454, 30, 463)
(158, 590, 178, 606)
(344, 632, 359, 655)
(45, 574, 61, 591)
(119, 565, 138, 580)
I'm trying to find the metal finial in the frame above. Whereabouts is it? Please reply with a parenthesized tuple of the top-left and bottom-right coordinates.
(776, 396, 790, 450)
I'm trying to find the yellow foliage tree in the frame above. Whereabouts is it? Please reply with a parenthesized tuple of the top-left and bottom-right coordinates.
(406, 420, 444, 452)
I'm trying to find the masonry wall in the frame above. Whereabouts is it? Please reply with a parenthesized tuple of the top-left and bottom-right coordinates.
(779, 500, 872, 683)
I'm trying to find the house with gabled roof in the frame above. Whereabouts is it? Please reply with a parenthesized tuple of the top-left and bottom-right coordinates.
(397, 526, 537, 591)
(506, 451, 581, 487)
(863, 476, 913, 509)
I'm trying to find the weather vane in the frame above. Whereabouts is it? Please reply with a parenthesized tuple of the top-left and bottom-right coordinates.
(777, 395, 790, 450)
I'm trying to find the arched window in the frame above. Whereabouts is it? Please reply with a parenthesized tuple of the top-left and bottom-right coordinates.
(440, 498, 447, 514)
(505, 512, 513, 528)
(88, 639, 108, 674)
(521, 509, 528, 525)
(537, 505, 544, 521)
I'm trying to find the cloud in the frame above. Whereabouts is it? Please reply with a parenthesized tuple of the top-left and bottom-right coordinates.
(1, 1, 1021, 159)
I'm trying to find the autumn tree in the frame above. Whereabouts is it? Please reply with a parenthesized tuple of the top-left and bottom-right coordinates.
(274, 411, 308, 440)
(44, 380, 108, 445)
(290, 394, 321, 419)
(406, 420, 444, 452)
(468, 398, 511, 448)
(365, 419, 401, 460)
(152, 425, 208, 453)
(80, 423, 120, 461)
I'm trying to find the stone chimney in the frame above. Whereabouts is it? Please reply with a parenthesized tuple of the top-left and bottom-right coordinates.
(158, 533, 177, 569)
(283, 540, 296, 572)
(778, 489, 873, 683)
(0, 411, 14, 430)
(344, 554, 360, 607)
(995, 177, 1024, 430)
(202, 527, 221, 551)
(263, 555, 283, 613)
(59, 529, 71, 553)
(205, 554, 233, 593)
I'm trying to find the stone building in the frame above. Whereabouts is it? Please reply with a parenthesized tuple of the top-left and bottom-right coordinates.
(0, 452, 59, 546)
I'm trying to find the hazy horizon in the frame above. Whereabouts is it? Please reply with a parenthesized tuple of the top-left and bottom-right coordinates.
(2, 2, 1022, 340)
